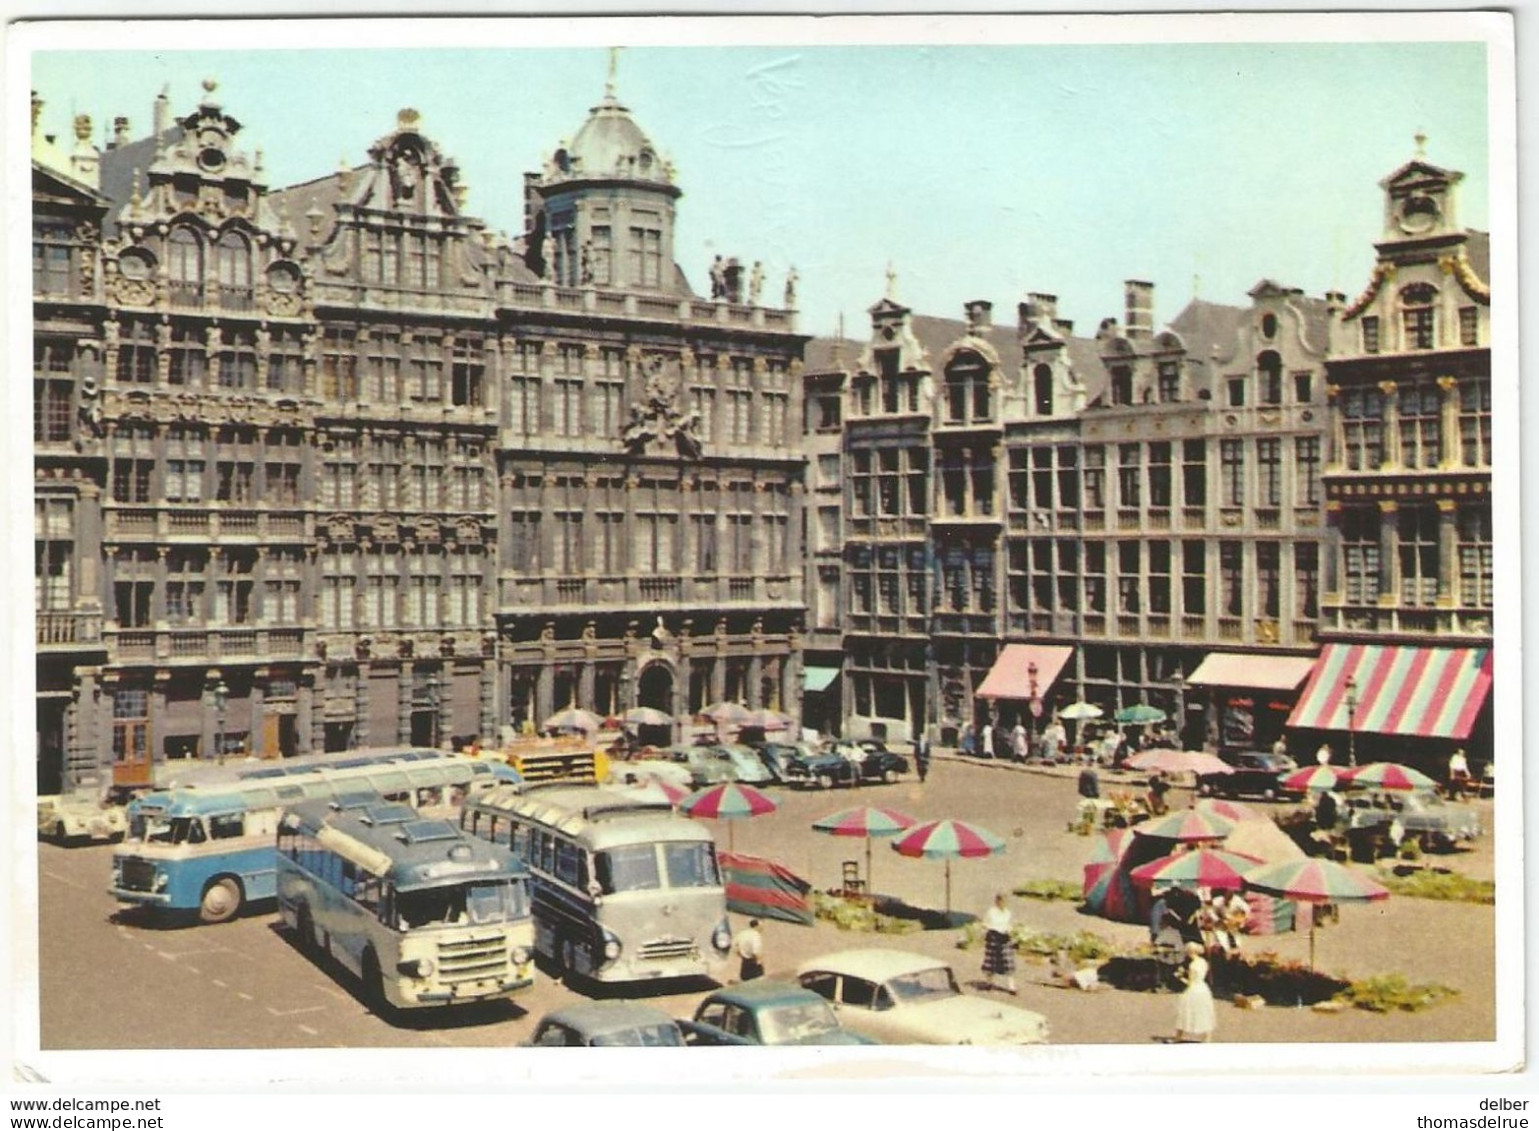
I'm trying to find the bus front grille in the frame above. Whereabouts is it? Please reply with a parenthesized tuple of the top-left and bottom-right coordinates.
(118, 857, 157, 892)
(638, 936, 698, 961)
(435, 935, 510, 982)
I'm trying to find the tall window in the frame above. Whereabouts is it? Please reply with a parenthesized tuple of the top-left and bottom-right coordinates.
(1182, 540, 1205, 616)
(163, 550, 205, 624)
(1034, 363, 1054, 415)
(1056, 446, 1079, 509)
(1083, 543, 1106, 613)
(216, 231, 253, 310)
(447, 550, 481, 625)
(320, 552, 355, 628)
(878, 349, 901, 415)
(116, 319, 158, 384)
(33, 221, 74, 295)
(112, 549, 154, 627)
(692, 511, 718, 574)
(1148, 539, 1171, 614)
(1402, 283, 1438, 350)
(1340, 508, 1381, 605)
(1157, 360, 1180, 404)
(628, 225, 663, 288)
(165, 427, 206, 502)
(166, 226, 203, 306)
(508, 511, 541, 574)
(1256, 438, 1281, 506)
(1398, 380, 1442, 470)
(1295, 437, 1321, 506)
(1257, 351, 1283, 406)
(1361, 316, 1380, 354)
(33, 341, 73, 443)
(1148, 442, 1172, 508)
(1180, 440, 1206, 508)
(1083, 445, 1105, 511)
(1457, 509, 1493, 609)
(1459, 379, 1491, 468)
(850, 450, 872, 517)
(321, 328, 358, 402)
(1341, 387, 1385, 470)
(213, 550, 255, 625)
(218, 328, 257, 390)
(1219, 541, 1243, 617)
(1295, 543, 1319, 619)
(509, 376, 540, 437)
(264, 549, 302, 623)
(266, 329, 303, 394)
(1227, 377, 1246, 408)
(1398, 506, 1439, 607)
(1117, 443, 1141, 509)
(1111, 365, 1133, 407)
(944, 354, 991, 423)
(1256, 542, 1280, 619)
(450, 340, 485, 408)
(1116, 541, 1138, 614)
(1219, 440, 1245, 507)
(589, 226, 612, 285)
(1459, 307, 1479, 347)
(34, 498, 73, 611)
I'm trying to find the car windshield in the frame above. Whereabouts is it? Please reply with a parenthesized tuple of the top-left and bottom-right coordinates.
(138, 815, 206, 845)
(594, 845, 661, 894)
(757, 1001, 841, 1044)
(886, 965, 961, 1003)
(661, 841, 721, 889)
(589, 1022, 685, 1047)
(397, 879, 518, 928)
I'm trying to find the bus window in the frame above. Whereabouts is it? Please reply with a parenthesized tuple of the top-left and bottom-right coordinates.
(149, 817, 206, 845)
(594, 845, 661, 894)
(356, 875, 381, 914)
(554, 840, 583, 887)
(208, 813, 245, 840)
(661, 842, 720, 889)
(464, 881, 516, 925)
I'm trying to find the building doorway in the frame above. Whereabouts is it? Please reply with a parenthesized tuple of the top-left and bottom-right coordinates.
(638, 663, 674, 712)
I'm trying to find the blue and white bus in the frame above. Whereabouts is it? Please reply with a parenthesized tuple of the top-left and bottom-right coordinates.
(110, 750, 513, 923)
(277, 796, 535, 1011)
(460, 782, 732, 985)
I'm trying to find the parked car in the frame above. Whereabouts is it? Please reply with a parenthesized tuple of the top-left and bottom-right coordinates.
(1340, 791, 1484, 852)
(796, 949, 1049, 1045)
(527, 1002, 686, 1047)
(37, 792, 127, 844)
(758, 742, 850, 789)
(843, 739, 911, 784)
(679, 980, 877, 1046)
(665, 744, 739, 788)
(713, 743, 776, 785)
(1196, 750, 1299, 801)
(610, 757, 694, 792)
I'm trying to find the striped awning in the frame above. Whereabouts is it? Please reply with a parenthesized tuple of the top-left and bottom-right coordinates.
(1286, 644, 1493, 740)
(976, 644, 1074, 701)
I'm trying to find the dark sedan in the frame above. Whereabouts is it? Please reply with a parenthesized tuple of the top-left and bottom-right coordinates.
(1196, 750, 1300, 801)
(679, 980, 877, 1046)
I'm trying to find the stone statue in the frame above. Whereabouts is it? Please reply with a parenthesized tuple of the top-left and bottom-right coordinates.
(784, 265, 799, 308)
(580, 239, 594, 285)
(541, 233, 556, 280)
(709, 254, 727, 300)
(748, 260, 764, 305)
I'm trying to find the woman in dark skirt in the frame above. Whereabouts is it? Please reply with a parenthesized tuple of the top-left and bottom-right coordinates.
(981, 893, 1018, 994)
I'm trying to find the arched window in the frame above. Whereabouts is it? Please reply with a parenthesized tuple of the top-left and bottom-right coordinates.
(1033, 364, 1054, 416)
(944, 352, 991, 424)
(1256, 350, 1283, 406)
(166, 227, 204, 307)
(1401, 283, 1438, 351)
(216, 230, 252, 311)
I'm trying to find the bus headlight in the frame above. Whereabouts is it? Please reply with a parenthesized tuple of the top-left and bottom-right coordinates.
(601, 930, 622, 962)
(511, 946, 532, 967)
(397, 957, 435, 978)
(152, 873, 168, 893)
(711, 919, 732, 954)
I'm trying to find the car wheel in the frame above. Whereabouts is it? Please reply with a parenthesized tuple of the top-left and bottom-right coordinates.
(198, 877, 242, 924)
(1197, 782, 1212, 798)
(881, 768, 899, 785)
(816, 773, 834, 790)
(1262, 787, 1278, 802)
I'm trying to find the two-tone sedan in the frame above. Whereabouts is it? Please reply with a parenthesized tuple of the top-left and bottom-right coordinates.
(797, 949, 1049, 1045)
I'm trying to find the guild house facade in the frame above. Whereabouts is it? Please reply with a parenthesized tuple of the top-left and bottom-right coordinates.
(31, 78, 806, 794)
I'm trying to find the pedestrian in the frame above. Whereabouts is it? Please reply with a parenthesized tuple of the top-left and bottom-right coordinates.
(1146, 770, 1171, 816)
(1272, 735, 1288, 761)
(1011, 722, 1028, 763)
(1447, 747, 1470, 799)
(1316, 742, 1332, 767)
(980, 721, 994, 762)
(1077, 765, 1100, 800)
(1314, 787, 1340, 832)
(736, 918, 764, 982)
(1172, 941, 1216, 1043)
(914, 734, 931, 784)
(960, 723, 977, 759)
(981, 893, 1017, 994)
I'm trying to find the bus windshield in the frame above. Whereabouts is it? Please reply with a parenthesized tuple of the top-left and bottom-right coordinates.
(661, 841, 721, 888)
(396, 879, 521, 929)
(594, 845, 661, 894)
(133, 815, 207, 845)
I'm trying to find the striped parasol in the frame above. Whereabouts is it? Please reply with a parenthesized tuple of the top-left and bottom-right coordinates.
(617, 776, 691, 807)
(1132, 808, 1235, 844)
(1281, 765, 1348, 794)
(701, 701, 753, 725)
(1115, 703, 1168, 725)
(1129, 847, 1264, 892)
(890, 819, 1006, 916)
(680, 781, 778, 851)
(1243, 857, 1390, 968)
(543, 706, 604, 734)
(1194, 797, 1262, 824)
(1127, 748, 1233, 777)
(1340, 762, 1438, 792)
(812, 805, 918, 895)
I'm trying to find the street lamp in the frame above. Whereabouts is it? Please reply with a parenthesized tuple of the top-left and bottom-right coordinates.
(428, 670, 443, 749)
(1172, 668, 1187, 747)
(1026, 661, 1042, 757)
(213, 679, 228, 764)
(1344, 673, 1359, 767)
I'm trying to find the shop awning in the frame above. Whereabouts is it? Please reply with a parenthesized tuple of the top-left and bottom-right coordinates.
(976, 644, 1074, 700)
(803, 666, 840, 693)
(1186, 653, 1317, 692)
(1286, 644, 1493, 739)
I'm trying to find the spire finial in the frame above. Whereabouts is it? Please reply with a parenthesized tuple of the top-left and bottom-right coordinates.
(1414, 128, 1427, 158)
(885, 262, 898, 300)
(605, 46, 622, 100)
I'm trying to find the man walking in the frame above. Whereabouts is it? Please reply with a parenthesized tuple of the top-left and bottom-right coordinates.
(914, 734, 931, 784)
(736, 919, 764, 982)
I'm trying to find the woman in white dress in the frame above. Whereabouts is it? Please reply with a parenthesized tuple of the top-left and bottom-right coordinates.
(1174, 941, 1216, 1042)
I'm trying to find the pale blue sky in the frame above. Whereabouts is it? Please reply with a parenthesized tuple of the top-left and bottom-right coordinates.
(30, 41, 1490, 337)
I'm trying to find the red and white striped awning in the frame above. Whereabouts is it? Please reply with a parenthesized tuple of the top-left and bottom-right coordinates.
(975, 644, 1074, 701)
(1286, 644, 1493, 740)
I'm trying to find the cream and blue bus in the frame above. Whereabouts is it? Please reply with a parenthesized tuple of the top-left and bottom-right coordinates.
(277, 796, 535, 1012)
(460, 783, 732, 985)
(110, 750, 513, 923)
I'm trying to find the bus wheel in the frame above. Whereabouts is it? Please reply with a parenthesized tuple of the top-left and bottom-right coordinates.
(198, 877, 242, 924)
(361, 950, 388, 1014)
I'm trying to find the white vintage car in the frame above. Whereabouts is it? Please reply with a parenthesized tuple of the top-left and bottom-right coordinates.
(37, 793, 128, 844)
(796, 948, 1049, 1045)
